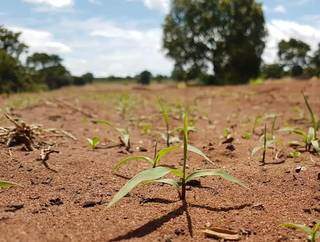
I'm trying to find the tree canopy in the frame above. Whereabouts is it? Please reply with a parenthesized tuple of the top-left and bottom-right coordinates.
(163, 0, 266, 84)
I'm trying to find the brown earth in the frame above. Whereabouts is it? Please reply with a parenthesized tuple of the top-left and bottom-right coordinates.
(0, 79, 319, 242)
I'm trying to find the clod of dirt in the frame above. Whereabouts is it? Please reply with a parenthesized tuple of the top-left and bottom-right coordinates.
(49, 198, 64, 206)
(222, 137, 234, 144)
(82, 200, 103, 208)
(226, 144, 236, 151)
(5, 204, 24, 212)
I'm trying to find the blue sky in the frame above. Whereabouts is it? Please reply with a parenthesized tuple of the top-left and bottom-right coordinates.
(1, 0, 320, 77)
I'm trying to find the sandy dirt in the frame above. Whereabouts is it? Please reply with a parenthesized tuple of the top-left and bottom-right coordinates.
(0, 79, 319, 242)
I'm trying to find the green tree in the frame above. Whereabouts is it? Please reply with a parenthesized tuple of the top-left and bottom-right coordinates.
(0, 26, 38, 93)
(261, 63, 284, 79)
(310, 43, 320, 77)
(0, 26, 28, 59)
(163, 0, 266, 84)
(0, 50, 35, 93)
(73, 72, 94, 86)
(278, 38, 311, 77)
(26, 52, 72, 89)
(138, 70, 152, 85)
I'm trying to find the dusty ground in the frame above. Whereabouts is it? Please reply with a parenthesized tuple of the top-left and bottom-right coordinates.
(0, 79, 319, 242)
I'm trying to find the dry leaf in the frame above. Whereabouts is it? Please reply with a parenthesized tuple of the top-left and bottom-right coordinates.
(203, 227, 241, 241)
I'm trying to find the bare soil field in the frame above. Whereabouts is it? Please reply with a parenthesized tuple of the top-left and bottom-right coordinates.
(0, 79, 319, 242)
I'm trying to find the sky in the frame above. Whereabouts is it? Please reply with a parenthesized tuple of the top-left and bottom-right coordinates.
(1, 0, 320, 77)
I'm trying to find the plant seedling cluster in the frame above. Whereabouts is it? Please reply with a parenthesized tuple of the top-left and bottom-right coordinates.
(107, 111, 247, 208)
(93, 120, 131, 151)
(281, 94, 320, 154)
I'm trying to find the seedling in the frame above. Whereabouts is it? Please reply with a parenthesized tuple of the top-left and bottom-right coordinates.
(93, 120, 131, 151)
(87, 137, 100, 149)
(282, 221, 319, 242)
(252, 124, 275, 165)
(288, 150, 301, 158)
(223, 128, 232, 139)
(158, 99, 171, 147)
(252, 115, 263, 135)
(107, 111, 247, 208)
(281, 94, 319, 153)
(117, 93, 135, 119)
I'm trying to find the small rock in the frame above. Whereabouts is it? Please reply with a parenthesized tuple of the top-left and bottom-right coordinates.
(82, 200, 102, 208)
(226, 144, 236, 151)
(49, 198, 63, 206)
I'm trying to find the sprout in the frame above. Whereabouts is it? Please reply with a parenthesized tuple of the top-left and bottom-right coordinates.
(107, 111, 247, 208)
(87, 137, 100, 150)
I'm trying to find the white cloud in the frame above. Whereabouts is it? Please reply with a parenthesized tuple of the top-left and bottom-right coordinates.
(128, 0, 170, 13)
(273, 5, 286, 14)
(9, 26, 71, 54)
(59, 18, 172, 76)
(263, 20, 320, 63)
(22, 0, 73, 8)
(88, 0, 101, 5)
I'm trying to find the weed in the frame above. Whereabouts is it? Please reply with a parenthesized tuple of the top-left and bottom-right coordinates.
(281, 94, 319, 153)
(94, 120, 131, 151)
(282, 221, 319, 242)
(87, 137, 100, 149)
(107, 111, 246, 208)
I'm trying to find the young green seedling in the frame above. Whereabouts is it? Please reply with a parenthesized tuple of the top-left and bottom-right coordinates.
(87, 137, 100, 150)
(107, 111, 247, 208)
(93, 120, 131, 151)
(158, 99, 171, 147)
(282, 221, 319, 242)
(281, 94, 319, 153)
(252, 124, 275, 165)
(117, 93, 135, 119)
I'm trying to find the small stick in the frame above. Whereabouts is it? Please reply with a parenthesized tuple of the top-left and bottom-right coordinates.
(38, 147, 59, 173)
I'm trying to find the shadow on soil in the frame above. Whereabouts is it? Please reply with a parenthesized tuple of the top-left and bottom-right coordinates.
(109, 200, 251, 241)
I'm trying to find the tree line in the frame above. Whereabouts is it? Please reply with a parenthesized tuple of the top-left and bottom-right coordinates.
(2, 0, 320, 92)
(0, 25, 94, 94)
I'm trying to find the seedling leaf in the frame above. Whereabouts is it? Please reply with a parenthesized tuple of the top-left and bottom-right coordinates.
(152, 178, 180, 188)
(154, 145, 179, 165)
(0, 180, 18, 189)
(87, 137, 100, 149)
(282, 223, 312, 235)
(311, 140, 320, 153)
(107, 166, 171, 208)
(113, 156, 154, 172)
(187, 144, 213, 164)
(186, 169, 248, 188)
